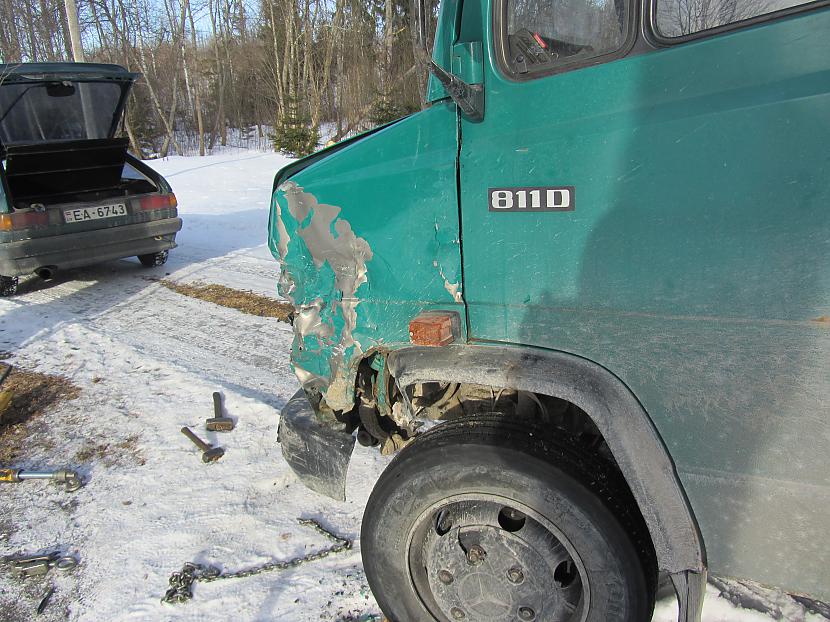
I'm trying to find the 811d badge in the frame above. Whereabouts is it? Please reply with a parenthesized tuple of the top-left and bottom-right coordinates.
(488, 186, 574, 212)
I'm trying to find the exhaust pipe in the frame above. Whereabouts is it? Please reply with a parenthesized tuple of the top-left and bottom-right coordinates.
(35, 266, 56, 280)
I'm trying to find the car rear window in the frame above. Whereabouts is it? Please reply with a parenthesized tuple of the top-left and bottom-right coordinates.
(0, 81, 123, 145)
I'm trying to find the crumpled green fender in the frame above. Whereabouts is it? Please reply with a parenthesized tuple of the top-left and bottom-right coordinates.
(268, 102, 464, 413)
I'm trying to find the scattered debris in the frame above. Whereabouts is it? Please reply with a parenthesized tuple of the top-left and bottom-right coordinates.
(36, 584, 55, 615)
(206, 392, 235, 432)
(161, 518, 352, 604)
(4, 552, 78, 578)
(0, 468, 83, 492)
(161, 280, 293, 321)
(180, 426, 225, 463)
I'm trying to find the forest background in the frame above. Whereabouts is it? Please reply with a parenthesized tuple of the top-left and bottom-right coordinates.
(0, 0, 438, 156)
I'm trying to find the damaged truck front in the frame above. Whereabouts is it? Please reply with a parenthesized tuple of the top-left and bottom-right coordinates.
(268, 0, 830, 618)
(268, 110, 465, 497)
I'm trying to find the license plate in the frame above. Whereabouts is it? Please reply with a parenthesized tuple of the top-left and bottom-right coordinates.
(63, 203, 128, 223)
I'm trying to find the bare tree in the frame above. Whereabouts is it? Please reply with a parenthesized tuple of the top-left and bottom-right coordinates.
(63, 0, 85, 61)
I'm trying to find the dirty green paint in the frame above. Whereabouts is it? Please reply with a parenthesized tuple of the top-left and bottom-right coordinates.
(451, 42, 484, 85)
(457, 2, 830, 600)
(269, 102, 464, 412)
(268, 0, 830, 602)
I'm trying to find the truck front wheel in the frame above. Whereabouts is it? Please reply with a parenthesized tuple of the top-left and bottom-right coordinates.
(361, 414, 654, 622)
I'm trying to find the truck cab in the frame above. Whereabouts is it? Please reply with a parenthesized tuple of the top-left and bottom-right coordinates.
(268, 0, 830, 618)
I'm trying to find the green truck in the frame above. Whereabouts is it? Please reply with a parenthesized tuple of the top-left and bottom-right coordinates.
(268, 0, 830, 617)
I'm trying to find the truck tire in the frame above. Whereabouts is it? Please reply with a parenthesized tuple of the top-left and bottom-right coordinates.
(361, 413, 655, 622)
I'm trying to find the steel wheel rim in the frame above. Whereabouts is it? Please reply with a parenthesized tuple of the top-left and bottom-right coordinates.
(405, 493, 591, 622)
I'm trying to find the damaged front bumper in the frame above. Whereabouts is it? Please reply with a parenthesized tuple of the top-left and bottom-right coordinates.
(277, 389, 356, 501)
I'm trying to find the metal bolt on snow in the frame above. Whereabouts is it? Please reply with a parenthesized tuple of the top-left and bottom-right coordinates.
(206, 392, 234, 432)
(437, 569, 454, 584)
(450, 607, 466, 619)
(180, 426, 224, 463)
(518, 606, 536, 621)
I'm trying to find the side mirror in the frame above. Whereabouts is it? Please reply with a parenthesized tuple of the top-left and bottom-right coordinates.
(414, 0, 485, 122)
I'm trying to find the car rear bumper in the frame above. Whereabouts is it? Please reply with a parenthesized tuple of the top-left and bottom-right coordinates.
(0, 217, 182, 276)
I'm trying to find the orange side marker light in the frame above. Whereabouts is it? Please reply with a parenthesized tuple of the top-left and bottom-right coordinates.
(409, 311, 460, 347)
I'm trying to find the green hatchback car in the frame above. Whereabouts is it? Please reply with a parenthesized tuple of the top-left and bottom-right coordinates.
(269, 0, 830, 619)
(0, 63, 181, 296)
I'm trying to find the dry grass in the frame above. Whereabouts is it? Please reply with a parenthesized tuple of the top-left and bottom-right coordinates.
(0, 365, 81, 463)
(74, 433, 145, 467)
(161, 280, 293, 322)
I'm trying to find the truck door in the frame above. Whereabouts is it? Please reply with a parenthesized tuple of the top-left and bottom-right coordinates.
(456, 0, 830, 601)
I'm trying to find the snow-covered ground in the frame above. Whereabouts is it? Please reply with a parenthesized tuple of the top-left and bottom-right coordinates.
(0, 151, 823, 621)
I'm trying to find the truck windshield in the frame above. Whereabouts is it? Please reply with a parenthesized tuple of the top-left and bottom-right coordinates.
(0, 81, 125, 145)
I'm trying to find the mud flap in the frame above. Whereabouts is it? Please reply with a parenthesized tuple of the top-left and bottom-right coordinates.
(278, 389, 356, 501)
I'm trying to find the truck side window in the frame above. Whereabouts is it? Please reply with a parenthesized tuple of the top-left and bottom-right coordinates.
(505, 0, 629, 74)
(654, 0, 819, 36)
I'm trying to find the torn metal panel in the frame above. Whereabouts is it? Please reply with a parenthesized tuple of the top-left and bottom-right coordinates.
(272, 181, 373, 412)
(432, 221, 464, 303)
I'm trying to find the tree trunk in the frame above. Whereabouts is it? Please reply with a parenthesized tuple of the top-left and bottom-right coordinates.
(63, 0, 85, 61)
(186, 0, 206, 156)
(125, 116, 145, 159)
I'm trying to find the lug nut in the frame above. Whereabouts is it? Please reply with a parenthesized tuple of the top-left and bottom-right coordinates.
(466, 544, 486, 565)
(438, 569, 454, 585)
(450, 607, 466, 619)
(518, 606, 536, 620)
(507, 566, 525, 584)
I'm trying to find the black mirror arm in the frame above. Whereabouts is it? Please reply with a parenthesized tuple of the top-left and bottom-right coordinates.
(427, 60, 485, 122)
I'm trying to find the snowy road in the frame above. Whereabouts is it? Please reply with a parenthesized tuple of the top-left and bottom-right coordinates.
(0, 151, 823, 621)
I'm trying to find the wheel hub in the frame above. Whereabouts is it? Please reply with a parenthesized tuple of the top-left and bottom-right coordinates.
(414, 500, 585, 622)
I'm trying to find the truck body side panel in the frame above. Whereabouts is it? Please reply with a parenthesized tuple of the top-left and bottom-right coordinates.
(459, 6, 830, 598)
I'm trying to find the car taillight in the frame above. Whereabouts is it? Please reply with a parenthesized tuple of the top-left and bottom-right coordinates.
(0, 211, 49, 231)
(139, 193, 177, 211)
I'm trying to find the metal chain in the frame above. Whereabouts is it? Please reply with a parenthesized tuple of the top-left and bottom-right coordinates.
(161, 518, 352, 604)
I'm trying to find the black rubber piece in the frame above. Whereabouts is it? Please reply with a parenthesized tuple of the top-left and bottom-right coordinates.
(362, 413, 656, 622)
(138, 250, 168, 267)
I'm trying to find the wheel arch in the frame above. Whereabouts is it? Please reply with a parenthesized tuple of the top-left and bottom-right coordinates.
(387, 343, 706, 579)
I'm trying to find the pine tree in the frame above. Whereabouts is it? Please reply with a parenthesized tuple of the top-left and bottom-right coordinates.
(270, 96, 319, 158)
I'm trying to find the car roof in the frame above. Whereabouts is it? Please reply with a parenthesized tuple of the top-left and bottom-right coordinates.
(0, 62, 140, 84)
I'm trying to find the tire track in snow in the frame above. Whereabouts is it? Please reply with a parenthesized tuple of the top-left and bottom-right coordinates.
(85, 283, 297, 408)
